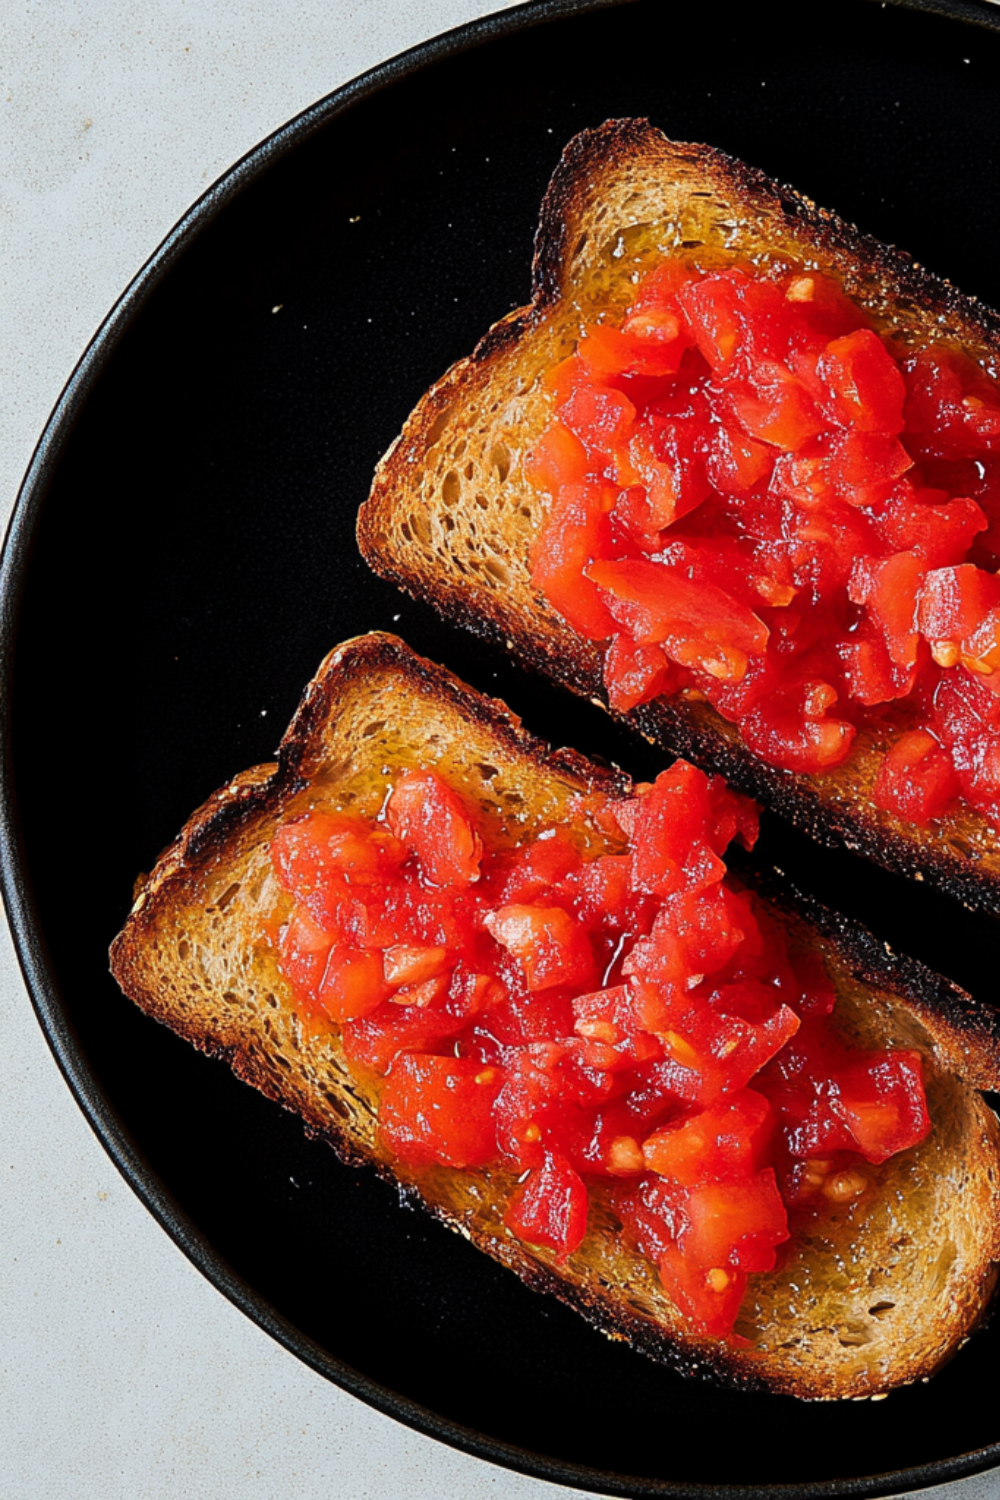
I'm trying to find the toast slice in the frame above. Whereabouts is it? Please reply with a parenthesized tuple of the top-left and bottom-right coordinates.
(110, 632, 1000, 1399)
(357, 118, 1000, 914)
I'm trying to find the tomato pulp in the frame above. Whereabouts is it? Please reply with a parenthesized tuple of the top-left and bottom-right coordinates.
(527, 259, 1000, 829)
(269, 762, 930, 1340)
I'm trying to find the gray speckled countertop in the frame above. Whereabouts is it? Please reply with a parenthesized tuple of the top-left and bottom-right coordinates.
(3, 4, 1000, 1497)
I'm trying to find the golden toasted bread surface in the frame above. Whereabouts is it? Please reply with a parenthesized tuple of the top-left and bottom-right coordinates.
(357, 119, 1000, 912)
(111, 633, 1000, 1399)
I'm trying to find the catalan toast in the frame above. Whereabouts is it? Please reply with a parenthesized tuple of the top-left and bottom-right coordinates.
(110, 632, 1000, 1399)
(357, 119, 1000, 914)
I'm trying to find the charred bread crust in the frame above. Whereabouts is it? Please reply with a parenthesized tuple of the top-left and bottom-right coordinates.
(739, 866, 1000, 1093)
(125, 632, 629, 901)
(110, 633, 1000, 1400)
(358, 118, 1000, 914)
(531, 120, 1000, 353)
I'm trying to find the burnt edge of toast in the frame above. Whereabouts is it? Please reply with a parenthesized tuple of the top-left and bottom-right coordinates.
(532, 119, 1000, 352)
(362, 551, 1000, 921)
(140, 632, 629, 885)
(111, 633, 1000, 1399)
(358, 118, 1000, 916)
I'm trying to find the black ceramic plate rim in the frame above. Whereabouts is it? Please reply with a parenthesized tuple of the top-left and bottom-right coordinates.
(5, 2, 1000, 1495)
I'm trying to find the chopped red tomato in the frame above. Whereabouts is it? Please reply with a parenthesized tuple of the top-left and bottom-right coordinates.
(588, 557, 768, 682)
(740, 681, 856, 775)
(832, 1050, 930, 1164)
(485, 903, 596, 992)
(269, 761, 932, 1342)
(379, 1054, 502, 1168)
(342, 1003, 467, 1076)
(385, 769, 483, 887)
(603, 634, 676, 712)
(917, 564, 1000, 676)
(657, 1246, 747, 1339)
(504, 1151, 589, 1258)
(523, 255, 1000, 832)
(316, 947, 390, 1023)
(873, 729, 959, 824)
(276, 906, 332, 1009)
(530, 482, 617, 640)
(817, 328, 906, 434)
(642, 1089, 772, 1184)
(683, 1169, 789, 1273)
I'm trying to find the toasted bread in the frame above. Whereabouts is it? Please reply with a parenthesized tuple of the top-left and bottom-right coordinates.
(357, 118, 1000, 914)
(110, 632, 1000, 1399)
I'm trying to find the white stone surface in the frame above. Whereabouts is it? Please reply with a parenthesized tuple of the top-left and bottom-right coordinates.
(2, 4, 999, 1498)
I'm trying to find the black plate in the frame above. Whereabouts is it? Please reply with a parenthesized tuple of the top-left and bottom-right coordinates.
(6, 0, 1000, 1494)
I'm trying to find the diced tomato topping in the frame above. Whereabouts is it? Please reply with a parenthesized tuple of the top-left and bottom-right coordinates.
(504, 1151, 589, 1258)
(846, 549, 927, 703)
(523, 255, 1000, 832)
(572, 984, 663, 1067)
(342, 1003, 467, 1076)
(272, 812, 405, 901)
(316, 947, 390, 1022)
(657, 1246, 748, 1339)
(382, 944, 451, 987)
(740, 681, 856, 775)
(603, 634, 676, 712)
(874, 485, 987, 567)
(530, 481, 617, 640)
(485, 903, 596, 992)
(707, 426, 773, 493)
(588, 557, 768, 682)
(683, 1169, 789, 1273)
(873, 729, 959, 824)
(379, 1054, 502, 1168)
(523, 422, 590, 494)
(276, 906, 332, 1010)
(558, 382, 636, 463)
(642, 1090, 772, 1184)
(917, 564, 1000, 677)
(268, 760, 932, 1342)
(727, 363, 826, 451)
(904, 348, 1000, 458)
(832, 1050, 930, 1164)
(931, 667, 1000, 803)
(498, 830, 581, 903)
(817, 328, 906, 434)
(622, 759, 731, 896)
(385, 769, 483, 887)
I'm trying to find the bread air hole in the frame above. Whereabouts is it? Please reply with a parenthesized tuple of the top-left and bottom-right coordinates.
(484, 557, 510, 586)
(410, 510, 432, 546)
(490, 443, 511, 483)
(322, 1091, 353, 1121)
(868, 1301, 895, 1317)
(425, 404, 453, 446)
(837, 1324, 874, 1347)
(441, 470, 462, 507)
